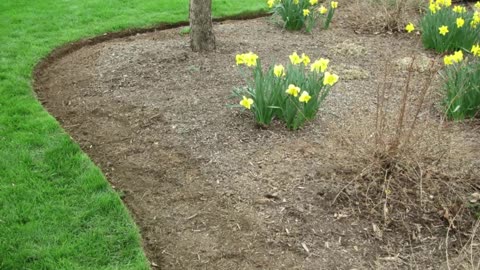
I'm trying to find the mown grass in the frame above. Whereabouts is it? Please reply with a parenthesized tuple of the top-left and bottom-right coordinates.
(0, 0, 266, 269)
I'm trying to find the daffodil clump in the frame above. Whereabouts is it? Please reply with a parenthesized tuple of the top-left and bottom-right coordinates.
(267, 0, 338, 33)
(441, 44, 480, 120)
(234, 51, 339, 130)
(414, 0, 480, 52)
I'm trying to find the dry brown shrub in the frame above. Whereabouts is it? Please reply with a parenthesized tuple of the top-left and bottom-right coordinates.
(345, 0, 424, 33)
(327, 57, 480, 266)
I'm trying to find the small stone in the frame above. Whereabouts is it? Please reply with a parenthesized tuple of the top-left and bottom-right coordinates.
(395, 53, 434, 73)
(330, 64, 369, 81)
(331, 41, 367, 57)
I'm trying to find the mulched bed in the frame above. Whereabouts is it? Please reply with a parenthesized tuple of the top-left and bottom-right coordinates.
(35, 8, 480, 269)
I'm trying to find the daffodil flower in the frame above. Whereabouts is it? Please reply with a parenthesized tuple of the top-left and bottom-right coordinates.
(301, 53, 311, 65)
(475, 1, 480, 9)
(471, 13, 480, 28)
(235, 52, 259, 67)
(429, 3, 439, 13)
(405, 23, 415, 33)
(318, 5, 328, 14)
(235, 54, 245, 65)
(244, 52, 259, 67)
(444, 55, 454, 66)
(289, 52, 302, 65)
(240, 96, 254, 109)
(303, 9, 310, 17)
(330, 1, 338, 9)
(435, 0, 451, 7)
(286, 84, 301, 97)
(267, 0, 275, 8)
(323, 72, 339, 86)
(471, 44, 480, 57)
(456, 17, 465, 28)
(439, 25, 449, 35)
(273, 64, 285, 77)
(293, 0, 299, 4)
(452, 5, 466, 13)
(452, 50, 463, 62)
(473, 12, 480, 24)
(310, 58, 329, 73)
(444, 51, 463, 65)
(309, 0, 318, 5)
(299, 91, 312, 103)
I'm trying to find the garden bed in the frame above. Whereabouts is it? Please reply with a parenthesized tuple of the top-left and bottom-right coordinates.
(35, 11, 480, 269)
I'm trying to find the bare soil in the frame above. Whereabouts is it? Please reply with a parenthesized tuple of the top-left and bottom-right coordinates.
(35, 10, 480, 270)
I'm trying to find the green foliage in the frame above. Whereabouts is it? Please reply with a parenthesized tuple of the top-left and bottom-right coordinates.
(179, 26, 191, 35)
(233, 52, 339, 130)
(442, 55, 480, 120)
(469, 202, 480, 219)
(268, 0, 338, 32)
(420, 2, 480, 52)
(0, 0, 267, 269)
(323, 2, 337, 29)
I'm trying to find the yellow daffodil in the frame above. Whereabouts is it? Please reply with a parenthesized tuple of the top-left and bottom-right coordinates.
(318, 5, 328, 14)
(245, 52, 259, 67)
(310, 58, 329, 73)
(301, 53, 311, 65)
(235, 54, 245, 65)
(303, 9, 310, 16)
(475, 1, 480, 9)
(471, 21, 477, 28)
(456, 17, 465, 28)
(299, 91, 312, 103)
(439, 25, 449, 35)
(289, 52, 302, 65)
(273, 64, 285, 77)
(267, 0, 275, 8)
(471, 12, 480, 28)
(235, 52, 259, 67)
(309, 0, 318, 5)
(248, 52, 259, 66)
(452, 50, 463, 62)
(443, 55, 453, 66)
(293, 0, 299, 4)
(452, 5, 466, 13)
(444, 51, 464, 65)
(405, 23, 415, 33)
(323, 72, 339, 86)
(240, 96, 254, 109)
(286, 84, 301, 97)
(472, 44, 480, 56)
(331, 1, 338, 9)
(436, 0, 451, 7)
(429, 3, 439, 13)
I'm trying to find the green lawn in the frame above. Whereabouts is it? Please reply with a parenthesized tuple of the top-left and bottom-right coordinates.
(0, 1, 266, 269)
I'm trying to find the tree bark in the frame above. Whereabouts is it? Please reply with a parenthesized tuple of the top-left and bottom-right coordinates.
(189, 0, 216, 52)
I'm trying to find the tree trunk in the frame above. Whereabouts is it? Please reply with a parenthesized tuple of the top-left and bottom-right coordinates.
(189, 0, 215, 52)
